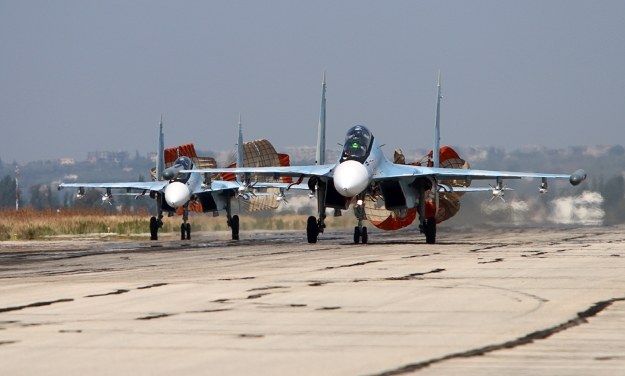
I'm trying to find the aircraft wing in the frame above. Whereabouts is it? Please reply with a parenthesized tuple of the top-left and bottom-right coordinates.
(374, 164, 586, 185)
(437, 185, 513, 193)
(182, 164, 335, 178)
(59, 181, 169, 192)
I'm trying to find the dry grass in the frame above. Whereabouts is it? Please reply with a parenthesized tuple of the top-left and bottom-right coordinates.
(0, 208, 356, 240)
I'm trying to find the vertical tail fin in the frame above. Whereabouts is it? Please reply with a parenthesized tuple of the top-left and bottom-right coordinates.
(315, 72, 327, 165)
(156, 115, 165, 181)
(236, 113, 244, 182)
(433, 71, 442, 168)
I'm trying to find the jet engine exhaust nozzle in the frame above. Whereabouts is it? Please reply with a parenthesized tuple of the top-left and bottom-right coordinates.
(164, 181, 191, 208)
(333, 160, 370, 197)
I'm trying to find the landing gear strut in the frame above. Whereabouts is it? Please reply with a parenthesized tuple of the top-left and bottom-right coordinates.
(150, 193, 164, 241)
(306, 183, 328, 244)
(229, 215, 240, 240)
(180, 204, 191, 240)
(150, 216, 162, 240)
(225, 198, 239, 240)
(417, 182, 437, 244)
(181, 223, 191, 240)
(353, 198, 368, 244)
(422, 217, 436, 244)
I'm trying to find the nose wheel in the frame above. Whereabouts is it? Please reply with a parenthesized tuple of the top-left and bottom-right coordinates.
(180, 223, 191, 240)
(353, 199, 368, 244)
(353, 225, 368, 244)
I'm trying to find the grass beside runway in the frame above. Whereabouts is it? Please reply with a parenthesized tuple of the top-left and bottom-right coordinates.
(0, 209, 356, 240)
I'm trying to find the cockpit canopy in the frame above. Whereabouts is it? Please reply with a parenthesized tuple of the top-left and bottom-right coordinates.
(174, 156, 193, 170)
(342, 125, 373, 162)
(173, 156, 193, 182)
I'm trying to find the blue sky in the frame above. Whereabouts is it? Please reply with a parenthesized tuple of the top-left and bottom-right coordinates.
(1, 0, 624, 163)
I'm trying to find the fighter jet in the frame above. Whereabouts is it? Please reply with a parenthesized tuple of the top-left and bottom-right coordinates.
(183, 74, 587, 244)
(58, 117, 282, 241)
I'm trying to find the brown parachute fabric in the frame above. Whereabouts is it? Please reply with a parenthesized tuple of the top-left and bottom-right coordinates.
(365, 146, 471, 230)
(221, 139, 291, 212)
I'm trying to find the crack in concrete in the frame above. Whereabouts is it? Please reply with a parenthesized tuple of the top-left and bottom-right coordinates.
(84, 289, 129, 298)
(0, 299, 74, 313)
(370, 297, 625, 375)
(218, 276, 255, 281)
(247, 292, 271, 299)
(136, 313, 175, 320)
(323, 260, 382, 270)
(247, 286, 289, 292)
(385, 268, 445, 281)
(137, 283, 168, 290)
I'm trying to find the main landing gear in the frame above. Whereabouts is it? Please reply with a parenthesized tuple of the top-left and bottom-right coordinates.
(306, 181, 327, 243)
(225, 198, 239, 240)
(353, 199, 368, 244)
(416, 181, 437, 244)
(306, 208, 326, 244)
(228, 214, 240, 240)
(149, 192, 164, 241)
(421, 217, 436, 245)
(149, 216, 163, 241)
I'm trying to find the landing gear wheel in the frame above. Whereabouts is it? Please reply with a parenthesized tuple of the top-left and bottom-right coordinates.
(424, 217, 436, 244)
(149, 216, 158, 241)
(353, 226, 368, 244)
(306, 216, 318, 243)
(180, 223, 191, 240)
(231, 215, 240, 240)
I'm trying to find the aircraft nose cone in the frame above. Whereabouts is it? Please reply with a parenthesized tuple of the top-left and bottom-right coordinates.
(164, 181, 191, 208)
(333, 160, 370, 197)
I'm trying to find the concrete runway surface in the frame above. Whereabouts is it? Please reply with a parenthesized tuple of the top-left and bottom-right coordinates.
(1, 225, 624, 375)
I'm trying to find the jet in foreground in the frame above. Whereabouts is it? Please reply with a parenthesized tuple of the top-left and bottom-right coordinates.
(183, 75, 587, 244)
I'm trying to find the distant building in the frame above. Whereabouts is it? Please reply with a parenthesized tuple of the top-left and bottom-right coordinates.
(87, 151, 129, 163)
(59, 158, 75, 165)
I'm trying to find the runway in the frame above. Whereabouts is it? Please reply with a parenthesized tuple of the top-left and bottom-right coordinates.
(1, 225, 625, 375)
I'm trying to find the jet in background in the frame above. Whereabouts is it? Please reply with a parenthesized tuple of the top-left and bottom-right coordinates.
(59, 118, 288, 241)
(184, 74, 587, 244)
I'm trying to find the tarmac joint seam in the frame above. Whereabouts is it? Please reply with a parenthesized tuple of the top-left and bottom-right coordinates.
(369, 296, 625, 375)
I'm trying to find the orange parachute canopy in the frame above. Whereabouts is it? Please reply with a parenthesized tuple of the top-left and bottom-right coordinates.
(368, 208, 417, 231)
(164, 144, 197, 165)
(366, 146, 469, 230)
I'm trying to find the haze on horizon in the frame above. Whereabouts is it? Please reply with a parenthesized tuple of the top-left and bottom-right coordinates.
(1, 1, 624, 165)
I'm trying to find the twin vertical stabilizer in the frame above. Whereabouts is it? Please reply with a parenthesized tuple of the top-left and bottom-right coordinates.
(433, 72, 442, 168)
(237, 114, 244, 182)
(315, 73, 327, 165)
(156, 115, 165, 181)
